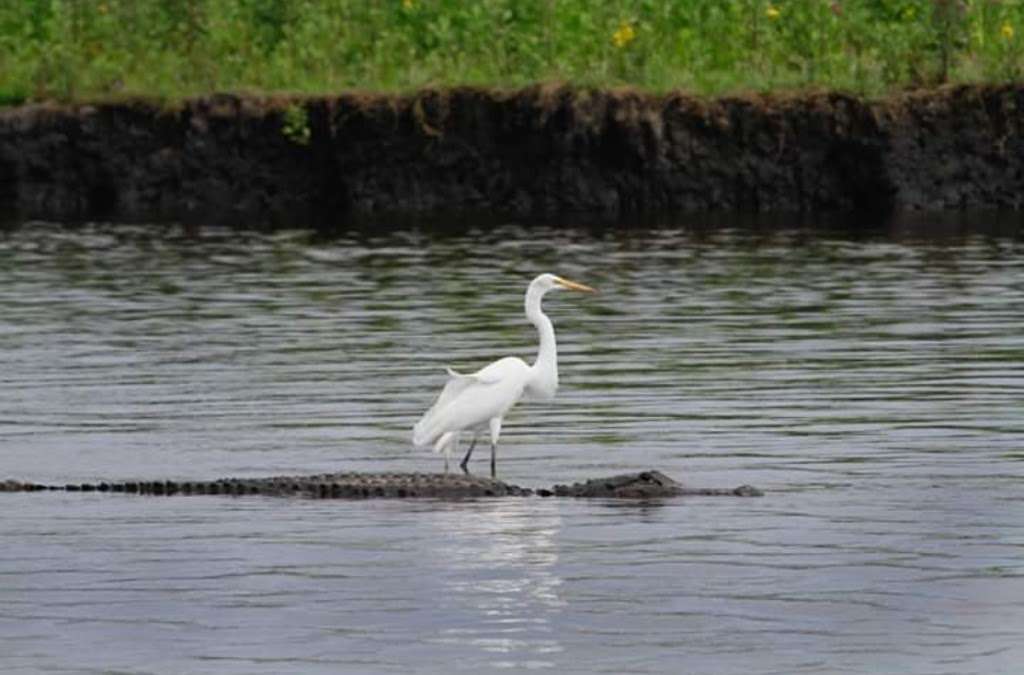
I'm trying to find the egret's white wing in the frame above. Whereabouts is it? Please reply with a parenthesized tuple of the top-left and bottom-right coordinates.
(412, 358, 529, 449)
(413, 369, 467, 445)
(413, 368, 490, 447)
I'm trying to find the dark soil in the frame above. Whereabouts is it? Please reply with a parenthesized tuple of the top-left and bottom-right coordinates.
(1, 85, 1021, 226)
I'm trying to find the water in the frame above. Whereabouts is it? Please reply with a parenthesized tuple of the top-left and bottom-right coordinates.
(1, 217, 1022, 674)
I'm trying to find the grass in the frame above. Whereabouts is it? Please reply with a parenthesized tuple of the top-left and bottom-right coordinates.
(1, 0, 1022, 105)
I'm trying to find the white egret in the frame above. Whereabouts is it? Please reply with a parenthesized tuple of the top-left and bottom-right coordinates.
(412, 273, 596, 477)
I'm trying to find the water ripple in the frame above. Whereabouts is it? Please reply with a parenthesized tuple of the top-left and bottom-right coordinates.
(0, 219, 1022, 673)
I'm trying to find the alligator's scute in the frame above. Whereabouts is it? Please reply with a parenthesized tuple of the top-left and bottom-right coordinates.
(0, 471, 762, 500)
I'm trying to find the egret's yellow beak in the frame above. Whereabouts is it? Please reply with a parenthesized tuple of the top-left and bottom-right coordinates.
(554, 276, 597, 293)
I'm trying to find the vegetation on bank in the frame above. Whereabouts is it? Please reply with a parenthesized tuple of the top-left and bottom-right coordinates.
(1, 0, 1022, 105)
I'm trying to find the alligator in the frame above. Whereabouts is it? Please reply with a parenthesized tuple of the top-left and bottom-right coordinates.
(0, 470, 762, 500)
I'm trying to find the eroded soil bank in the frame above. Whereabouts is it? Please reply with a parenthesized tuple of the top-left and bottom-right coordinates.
(1, 85, 1021, 226)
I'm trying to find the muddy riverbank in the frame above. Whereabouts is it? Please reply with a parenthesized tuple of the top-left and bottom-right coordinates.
(1, 85, 1021, 226)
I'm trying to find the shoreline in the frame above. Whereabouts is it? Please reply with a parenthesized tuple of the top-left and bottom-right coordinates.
(1, 84, 1021, 227)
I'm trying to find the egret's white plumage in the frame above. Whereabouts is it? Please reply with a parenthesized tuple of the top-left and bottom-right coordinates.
(412, 273, 595, 476)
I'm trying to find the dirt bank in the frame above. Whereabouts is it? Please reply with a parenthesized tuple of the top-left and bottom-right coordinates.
(0, 85, 1021, 226)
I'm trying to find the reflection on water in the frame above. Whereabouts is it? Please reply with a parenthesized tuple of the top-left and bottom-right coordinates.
(431, 499, 565, 668)
(0, 216, 1022, 674)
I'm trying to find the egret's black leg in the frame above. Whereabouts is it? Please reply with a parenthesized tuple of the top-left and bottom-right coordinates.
(460, 437, 478, 474)
(490, 443, 497, 478)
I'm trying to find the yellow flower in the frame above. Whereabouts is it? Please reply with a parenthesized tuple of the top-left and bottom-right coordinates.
(402, 0, 415, 10)
(98, 2, 109, 14)
(1001, 22, 1014, 41)
(612, 22, 636, 49)
(766, 4, 781, 20)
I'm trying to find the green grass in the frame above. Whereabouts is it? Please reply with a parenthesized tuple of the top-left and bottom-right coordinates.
(1, 0, 1022, 104)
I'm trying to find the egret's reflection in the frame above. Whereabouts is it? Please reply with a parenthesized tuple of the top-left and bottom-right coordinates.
(427, 498, 565, 667)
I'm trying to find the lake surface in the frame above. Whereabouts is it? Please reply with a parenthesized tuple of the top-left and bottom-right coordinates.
(1, 216, 1022, 674)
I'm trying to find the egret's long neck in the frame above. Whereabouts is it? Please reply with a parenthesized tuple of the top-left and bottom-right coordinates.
(525, 285, 558, 396)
